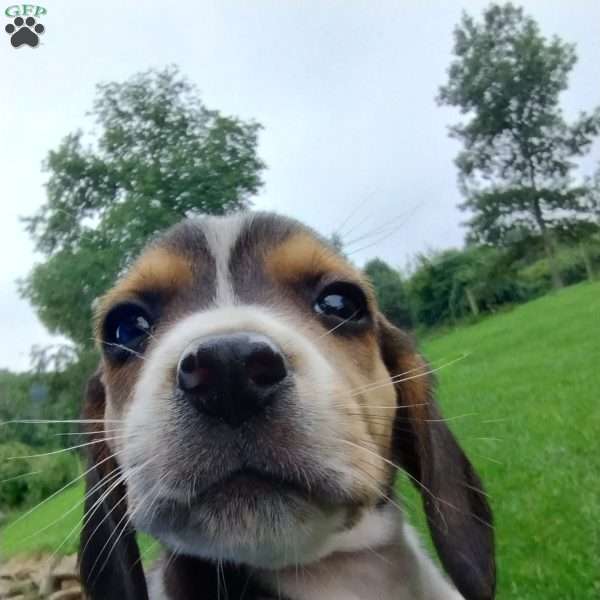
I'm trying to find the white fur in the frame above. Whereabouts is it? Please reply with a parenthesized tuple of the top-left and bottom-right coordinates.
(257, 505, 464, 600)
(124, 305, 359, 567)
(199, 213, 248, 305)
(147, 506, 464, 600)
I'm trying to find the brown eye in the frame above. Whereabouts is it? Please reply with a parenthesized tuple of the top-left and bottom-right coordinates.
(314, 283, 367, 322)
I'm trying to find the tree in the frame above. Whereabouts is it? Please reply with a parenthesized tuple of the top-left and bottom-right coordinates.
(409, 247, 523, 328)
(438, 3, 600, 289)
(21, 66, 265, 348)
(364, 259, 414, 329)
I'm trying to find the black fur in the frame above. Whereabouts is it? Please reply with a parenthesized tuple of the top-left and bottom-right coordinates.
(378, 316, 496, 600)
(163, 554, 286, 600)
(79, 373, 149, 600)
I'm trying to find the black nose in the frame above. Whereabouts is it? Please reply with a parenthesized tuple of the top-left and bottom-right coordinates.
(177, 333, 288, 427)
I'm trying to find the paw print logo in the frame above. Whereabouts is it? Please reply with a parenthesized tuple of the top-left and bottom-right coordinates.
(5, 16, 45, 48)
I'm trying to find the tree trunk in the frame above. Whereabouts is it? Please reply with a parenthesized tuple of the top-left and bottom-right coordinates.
(532, 198, 563, 290)
(465, 286, 479, 317)
(579, 243, 595, 281)
(543, 232, 563, 290)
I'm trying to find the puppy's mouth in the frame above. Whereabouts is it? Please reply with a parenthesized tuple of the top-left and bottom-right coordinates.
(193, 467, 311, 502)
(160, 460, 349, 513)
(130, 456, 352, 539)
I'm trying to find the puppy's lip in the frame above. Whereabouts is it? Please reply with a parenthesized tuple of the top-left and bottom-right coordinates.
(156, 464, 351, 511)
(195, 467, 311, 502)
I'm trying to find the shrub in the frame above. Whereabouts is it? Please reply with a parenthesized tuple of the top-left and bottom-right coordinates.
(409, 246, 524, 328)
(0, 442, 32, 507)
(0, 442, 80, 510)
(518, 242, 600, 298)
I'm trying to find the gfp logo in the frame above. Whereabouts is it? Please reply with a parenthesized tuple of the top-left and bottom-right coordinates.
(4, 4, 46, 47)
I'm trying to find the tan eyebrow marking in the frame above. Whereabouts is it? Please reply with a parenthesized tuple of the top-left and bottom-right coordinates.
(94, 246, 194, 336)
(265, 231, 372, 292)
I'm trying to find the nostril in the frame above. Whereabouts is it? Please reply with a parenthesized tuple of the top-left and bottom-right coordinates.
(180, 353, 196, 374)
(245, 347, 287, 387)
(178, 352, 215, 391)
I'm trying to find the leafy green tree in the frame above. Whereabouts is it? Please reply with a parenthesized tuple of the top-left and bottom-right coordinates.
(438, 3, 600, 289)
(364, 258, 414, 329)
(0, 353, 97, 448)
(21, 66, 265, 349)
(409, 247, 522, 327)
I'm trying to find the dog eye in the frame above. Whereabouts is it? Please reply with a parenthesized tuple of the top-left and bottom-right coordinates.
(314, 283, 367, 322)
(103, 303, 153, 358)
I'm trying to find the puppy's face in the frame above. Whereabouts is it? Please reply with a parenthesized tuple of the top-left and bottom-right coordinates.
(96, 213, 396, 567)
(85, 212, 494, 600)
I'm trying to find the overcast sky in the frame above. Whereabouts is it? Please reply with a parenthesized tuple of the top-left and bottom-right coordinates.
(1, 0, 599, 371)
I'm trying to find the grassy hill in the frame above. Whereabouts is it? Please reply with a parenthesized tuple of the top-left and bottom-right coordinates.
(416, 280, 600, 599)
(2, 281, 599, 598)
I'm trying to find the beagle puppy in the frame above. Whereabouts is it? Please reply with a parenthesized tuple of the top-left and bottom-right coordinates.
(79, 212, 495, 600)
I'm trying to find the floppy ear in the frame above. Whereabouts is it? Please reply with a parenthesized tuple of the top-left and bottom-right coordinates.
(79, 371, 149, 600)
(377, 316, 496, 600)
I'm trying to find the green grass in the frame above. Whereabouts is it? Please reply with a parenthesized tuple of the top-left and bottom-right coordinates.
(1, 282, 598, 597)
(0, 479, 157, 561)
(406, 281, 600, 599)
(1, 482, 84, 557)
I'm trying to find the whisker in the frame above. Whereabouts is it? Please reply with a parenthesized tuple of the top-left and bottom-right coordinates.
(54, 428, 127, 437)
(348, 464, 411, 516)
(96, 339, 147, 360)
(21, 467, 123, 544)
(471, 453, 504, 466)
(325, 355, 468, 407)
(76, 474, 132, 560)
(339, 404, 427, 411)
(332, 195, 371, 239)
(68, 451, 154, 563)
(1, 418, 123, 426)
(130, 539, 160, 572)
(343, 208, 419, 249)
(318, 316, 356, 339)
(0, 471, 41, 484)
(3, 449, 124, 533)
(4, 435, 132, 461)
(317, 311, 359, 339)
(319, 354, 467, 406)
(83, 455, 156, 578)
(339, 437, 494, 530)
(421, 413, 478, 423)
(460, 481, 492, 499)
(345, 204, 425, 257)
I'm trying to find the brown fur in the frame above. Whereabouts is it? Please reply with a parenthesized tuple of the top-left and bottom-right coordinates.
(94, 246, 194, 336)
(265, 231, 366, 286)
(264, 232, 395, 502)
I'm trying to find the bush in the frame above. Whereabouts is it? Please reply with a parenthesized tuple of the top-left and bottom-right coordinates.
(408, 246, 524, 328)
(0, 442, 31, 507)
(0, 442, 80, 510)
(518, 242, 600, 298)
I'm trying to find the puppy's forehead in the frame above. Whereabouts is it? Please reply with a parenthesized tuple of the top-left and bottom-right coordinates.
(160, 211, 359, 296)
(100, 212, 364, 318)
(161, 211, 306, 262)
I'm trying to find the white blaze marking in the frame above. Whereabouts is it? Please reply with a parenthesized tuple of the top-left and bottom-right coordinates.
(200, 213, 249, 306)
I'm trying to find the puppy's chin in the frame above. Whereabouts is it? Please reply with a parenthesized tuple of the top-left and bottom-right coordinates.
(129, 477, 348, 569)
